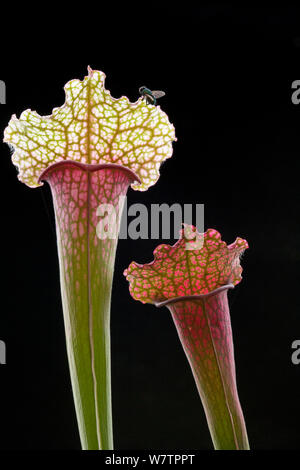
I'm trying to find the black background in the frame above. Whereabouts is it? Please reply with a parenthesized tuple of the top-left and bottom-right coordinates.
(0, 5, 300, 451)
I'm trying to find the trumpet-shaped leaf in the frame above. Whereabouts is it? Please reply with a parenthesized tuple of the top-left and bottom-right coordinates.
(4, 68, 176, 449)
(124, 227, 250, 450)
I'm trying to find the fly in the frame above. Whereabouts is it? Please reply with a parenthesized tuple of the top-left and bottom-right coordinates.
(139, 86, 165, 105)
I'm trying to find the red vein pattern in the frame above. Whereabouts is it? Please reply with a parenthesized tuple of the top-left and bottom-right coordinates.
(41, 161, 138, 449)
(166, 290, 249, 449)
(124, 227, 249, 304)
(124, 226, 250, 449)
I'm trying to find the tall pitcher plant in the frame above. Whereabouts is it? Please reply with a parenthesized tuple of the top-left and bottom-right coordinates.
(3, 68, 176, 450)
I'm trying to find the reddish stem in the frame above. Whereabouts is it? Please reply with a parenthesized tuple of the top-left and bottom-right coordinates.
(156, 285, 249, 450)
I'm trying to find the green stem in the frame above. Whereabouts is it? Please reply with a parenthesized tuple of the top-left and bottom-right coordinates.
(41, 161, 138, 450)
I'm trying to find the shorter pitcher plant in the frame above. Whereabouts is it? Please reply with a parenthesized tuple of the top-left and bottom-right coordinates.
(124, 226, 250, 450)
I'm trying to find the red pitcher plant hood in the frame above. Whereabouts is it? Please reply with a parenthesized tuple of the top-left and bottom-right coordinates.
(124, 226, 250, 450)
